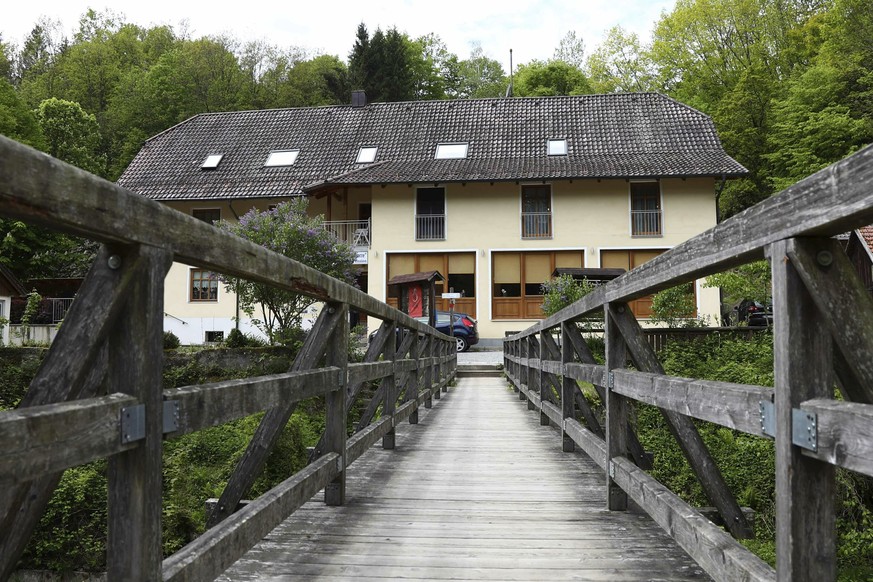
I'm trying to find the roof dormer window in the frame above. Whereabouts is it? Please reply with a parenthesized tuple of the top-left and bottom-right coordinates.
(201, 154, 224, 169)
(356, 146, 378, 164)
(547, 139, 567, 156)
(435, 143, 468, 160)
(264, 150, 300, 167)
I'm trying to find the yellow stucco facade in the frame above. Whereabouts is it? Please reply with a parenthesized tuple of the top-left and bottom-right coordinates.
(158, 177, 720, 344)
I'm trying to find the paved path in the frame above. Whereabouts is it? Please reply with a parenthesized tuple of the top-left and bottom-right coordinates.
(457, 348, 504, 366)
(219, 375, 708, 581)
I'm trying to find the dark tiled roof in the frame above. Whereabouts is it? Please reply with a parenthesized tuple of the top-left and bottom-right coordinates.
(118, 93, 747, 201)
(0, 264, 27, 296)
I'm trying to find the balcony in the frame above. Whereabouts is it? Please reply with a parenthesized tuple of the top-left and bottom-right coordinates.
(322, 219, 370, 264)
(631, 210, 662, 236)
(415, 214, 445, 241)
(521, 212, 552, 239)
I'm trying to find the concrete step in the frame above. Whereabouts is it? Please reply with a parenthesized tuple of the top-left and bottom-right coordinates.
(456, 364, 504, 378)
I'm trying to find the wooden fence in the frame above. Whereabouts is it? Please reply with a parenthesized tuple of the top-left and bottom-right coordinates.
(0, 136, 457, 581)
(504, 143, 873, 582)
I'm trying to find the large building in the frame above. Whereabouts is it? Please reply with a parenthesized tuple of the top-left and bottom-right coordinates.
(118, 92, 746, 344)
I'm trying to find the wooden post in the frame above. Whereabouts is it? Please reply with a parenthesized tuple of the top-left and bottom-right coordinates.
(539, 332, 550, 426)
(107, 245, 172, 580)
(561, 322, 577, 453)
(424, 335, 434, 408)
(605, 303, 628, 511)
(324, 303, 349, 506)
(769, 239, 835, 581)
(408, 332, 420, 424)
(430, 334, 440, 401)
(609, 304, 753, 538)
(208, 305, 344, 527)
(383, 321, 397, 450)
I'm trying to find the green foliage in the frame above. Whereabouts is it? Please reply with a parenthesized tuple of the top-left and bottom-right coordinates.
(34, 97, 103, 174)
(0, 78, 44, 147)
(217, 198, 355, 345)
(224, 327, 268, 348)
(163, 330, 181, 350)
(641, 331, 873, 575)
(20, 462, 109, 571)
(445, 43, 507, 98)
(0, 350, 42, 408)
(704, 260, 771, 314)
(0, 218, 97, 280)
(649, 282, 703, 328)
(540, 274, 594, 317)
(513, 59, 592, 97)
(585, 26, 655, 93)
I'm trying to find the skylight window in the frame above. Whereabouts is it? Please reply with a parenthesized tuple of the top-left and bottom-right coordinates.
(435, 143, 468, 160)
(201, 154, 223, 169)
(548, 139, 567, 156)
(356, 146, 378, 164)
(264, 150, 300, 167)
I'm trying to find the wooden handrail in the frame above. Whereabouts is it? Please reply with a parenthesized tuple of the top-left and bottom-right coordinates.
(0, 135, 458, 580)
(504, 143, 873, 582)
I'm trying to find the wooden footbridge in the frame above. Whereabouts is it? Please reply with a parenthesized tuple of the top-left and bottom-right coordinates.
(2, 134, 873, 582)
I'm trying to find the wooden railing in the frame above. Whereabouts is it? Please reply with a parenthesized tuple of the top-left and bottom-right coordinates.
(0, 136, 457, 581)
(505, 143, 873, 582)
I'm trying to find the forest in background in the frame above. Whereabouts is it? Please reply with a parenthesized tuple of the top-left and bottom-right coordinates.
(0, 0, 872, 281)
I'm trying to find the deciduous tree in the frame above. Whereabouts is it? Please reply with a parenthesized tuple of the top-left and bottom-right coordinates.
(218, 199, 356, 344)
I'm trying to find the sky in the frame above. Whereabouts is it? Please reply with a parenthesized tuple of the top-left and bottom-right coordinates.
(2, 1, 676, 73)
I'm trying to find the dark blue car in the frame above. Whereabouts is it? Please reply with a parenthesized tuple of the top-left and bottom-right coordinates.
(415, 310, 479, 352)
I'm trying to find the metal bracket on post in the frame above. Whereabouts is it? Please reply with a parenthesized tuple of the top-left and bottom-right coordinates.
(121, 401, 180, 444)
(792, 408, 818, 452)
(759, 400, 775, 438)
(607, 372, 615, 390)
(759, 400, 818, 451)
(608, 460, 616, 479)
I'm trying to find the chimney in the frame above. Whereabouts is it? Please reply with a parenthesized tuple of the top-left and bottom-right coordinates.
(351, 90, 367, 107)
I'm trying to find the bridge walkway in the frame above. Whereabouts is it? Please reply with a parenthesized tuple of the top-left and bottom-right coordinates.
(219, 374, 709, 581)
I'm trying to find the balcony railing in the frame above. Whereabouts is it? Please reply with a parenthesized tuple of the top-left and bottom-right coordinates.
(322, 219, 370, 248)
(416, 214, 445, 240)
(521, 212, 552, 239)
(631, 210, 662, 236)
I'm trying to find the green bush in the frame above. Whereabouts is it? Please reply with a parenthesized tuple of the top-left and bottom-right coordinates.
(640, 331, 873, 577)
(163, 331, 181, 350)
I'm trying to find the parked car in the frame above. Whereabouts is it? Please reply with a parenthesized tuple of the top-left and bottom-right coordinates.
(735, 299, 773, 327)
(370, 310, 479, 352)
(415, 311, 479, 352)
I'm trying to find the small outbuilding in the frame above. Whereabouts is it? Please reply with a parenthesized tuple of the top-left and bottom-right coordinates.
(387, 271, 444, 327)
(0, 264, 27, 345)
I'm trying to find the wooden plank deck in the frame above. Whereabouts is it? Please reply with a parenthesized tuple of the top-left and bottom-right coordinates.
(218, 375, 710, 581)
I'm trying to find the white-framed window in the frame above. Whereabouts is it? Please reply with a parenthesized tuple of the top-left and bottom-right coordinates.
(201, 154, 223, 169)
(521, 184, 552, 239)
(415, 187, 446, 240)
(630, 181, 662, 237)
(547, 139, 567, 156)
(264, 150, 300, 167)
(356, 146, 378, 163)
(435, 143, 468, 159)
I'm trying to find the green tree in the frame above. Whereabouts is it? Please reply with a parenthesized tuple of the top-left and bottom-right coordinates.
(585, 26, 655, 93)
(0, 78, 45, 148)
(554, 30, 586, 69)
(0, 218, 98, 280)
(218, 199, 356, 344)
(447, 44, 506, 98)
(34, 97, 102, 174)
(513, 59, 592, 96)
(650, 283, 702, 327)
(540, 274, 594, 316)
(0, 36, 13, 81)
